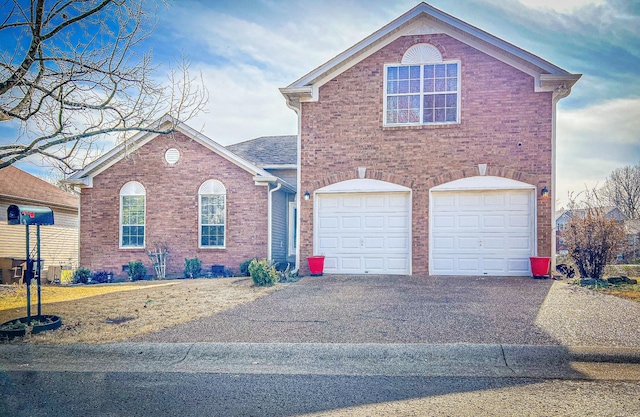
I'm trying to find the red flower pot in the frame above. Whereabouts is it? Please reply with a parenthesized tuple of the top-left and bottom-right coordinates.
(307, 256, 325, 276)
(529, 257, 551, 279)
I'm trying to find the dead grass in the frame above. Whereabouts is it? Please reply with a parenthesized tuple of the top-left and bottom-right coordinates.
(602, 284, 640, 302)
(0, 278, 279, 344)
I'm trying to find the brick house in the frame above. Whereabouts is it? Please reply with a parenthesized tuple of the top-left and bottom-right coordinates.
(67, 118, 296, 278)
(281, 3, 580, 275)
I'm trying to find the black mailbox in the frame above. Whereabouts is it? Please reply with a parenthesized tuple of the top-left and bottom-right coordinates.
(7, 205, 54, 226)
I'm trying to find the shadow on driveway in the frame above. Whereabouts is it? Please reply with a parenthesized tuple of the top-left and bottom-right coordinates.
(134, 275, 559, 345)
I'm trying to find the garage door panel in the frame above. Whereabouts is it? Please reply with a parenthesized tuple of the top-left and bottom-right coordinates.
(508, 236, 531, 250)
(434, 215, 455, 229)
(458, 258, 480, 272)
(433, 237, 454, 250)
(364, 237, 384, 249)
(319, 216, 339, 229)
(341, 237, 360, 249)
(459, 215, 480, 228)
(483, 215, 505, 228)
(340, 216, 361, 228)
(388, 237, 409, 250)
(484, 194, 506, 206)
(483, 236, 505, 250)
(364, 216, 384, 229)
(458, 237, 480, 250)
(319, 237, 338, 251)
(508, 258, 530, 273)
(389, 216, 409, 229)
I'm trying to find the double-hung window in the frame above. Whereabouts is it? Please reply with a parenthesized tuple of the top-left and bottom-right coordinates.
(120, 181, 146, 248)
(199, 180, 226, 248)
(385, 44, 460, 126)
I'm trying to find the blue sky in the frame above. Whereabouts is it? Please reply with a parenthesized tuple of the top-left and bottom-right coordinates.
(5, 0, 640, 205)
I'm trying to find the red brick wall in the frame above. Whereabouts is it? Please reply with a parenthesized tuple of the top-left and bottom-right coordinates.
(299, 34, 553, 275)
(79, 132, 268, 278)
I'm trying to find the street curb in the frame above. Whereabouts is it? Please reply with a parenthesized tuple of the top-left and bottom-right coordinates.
(2, 343, 640, 380)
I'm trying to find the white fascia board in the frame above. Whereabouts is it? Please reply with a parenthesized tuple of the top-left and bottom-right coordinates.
(67, 117, 274, 186)
(261, 164, 297, 170)
(284, 3, 580, 100)
(431, 176, 535, 191)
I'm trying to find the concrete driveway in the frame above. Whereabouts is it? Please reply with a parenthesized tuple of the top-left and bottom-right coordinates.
(135, 275, 563, 345)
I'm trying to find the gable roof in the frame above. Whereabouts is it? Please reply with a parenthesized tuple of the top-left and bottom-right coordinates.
(0, 165, 78, 209)
(66, 115, 280, 188)
(226, 135, 297, 168)
(280, 2, 581, 106)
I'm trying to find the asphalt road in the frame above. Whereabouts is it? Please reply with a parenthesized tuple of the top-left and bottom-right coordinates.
(2, 343, 640, 416)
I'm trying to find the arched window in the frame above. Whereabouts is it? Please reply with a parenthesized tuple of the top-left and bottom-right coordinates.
(120, 181, 146, 248)
(384, 43, 460, 125)
(199, 180, 226, 248)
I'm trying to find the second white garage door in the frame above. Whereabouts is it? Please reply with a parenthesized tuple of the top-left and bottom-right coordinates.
(430, 186, 535, 276)
(316, 192, 411, 274)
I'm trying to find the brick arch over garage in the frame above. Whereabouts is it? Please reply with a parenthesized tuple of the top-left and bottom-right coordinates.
(311, 168, 414, 191)
(425, 166, 540, 189)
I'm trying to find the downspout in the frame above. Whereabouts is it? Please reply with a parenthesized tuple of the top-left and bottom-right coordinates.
(267, 182, 282, 261)
(551, 85, 571, 272)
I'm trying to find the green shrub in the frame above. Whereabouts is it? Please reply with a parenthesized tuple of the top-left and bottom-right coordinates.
(184, 257, 202, 278)
(248, 259, 278, 286)
(239, 259, 255, 277)
(128, 261, 147, 281)
(91, 270, 110, 284)
(73, 267, 91, 284)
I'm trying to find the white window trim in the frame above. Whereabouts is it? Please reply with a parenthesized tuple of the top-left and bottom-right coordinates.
(198, 180, 226, 249)
(288, 201, 297, 256)
(383, 60, 461, 127)
(119, 181, 146, 249)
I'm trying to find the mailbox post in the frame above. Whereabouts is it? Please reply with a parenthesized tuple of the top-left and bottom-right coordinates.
(7, 205, 54, 321)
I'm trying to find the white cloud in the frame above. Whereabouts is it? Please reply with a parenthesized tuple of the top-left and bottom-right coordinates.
(516, 0, 606, 13)
(187, 63, 297, 144)
(556, 98, 640, 204)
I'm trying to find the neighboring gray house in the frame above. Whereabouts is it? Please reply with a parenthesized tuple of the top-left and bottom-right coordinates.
(556, 207, 626, 254)
(227, 135, 297, 266)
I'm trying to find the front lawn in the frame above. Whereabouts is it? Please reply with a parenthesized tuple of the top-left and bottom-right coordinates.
(0, 278, 279, 344)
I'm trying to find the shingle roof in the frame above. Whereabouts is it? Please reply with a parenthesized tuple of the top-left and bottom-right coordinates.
(226, 135, 297, 167)
(0, 165, 78, 209)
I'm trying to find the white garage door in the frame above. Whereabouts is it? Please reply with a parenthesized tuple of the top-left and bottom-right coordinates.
(430, 189, 534, 276)
(316, 192, 411, 274)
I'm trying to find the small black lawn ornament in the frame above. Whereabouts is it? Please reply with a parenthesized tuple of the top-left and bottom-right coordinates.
(0, 205, 62, 339)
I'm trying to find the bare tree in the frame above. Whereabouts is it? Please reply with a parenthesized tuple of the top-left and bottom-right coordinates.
(0, 0, 206, 173)
(601, 163, 640, 220)
(564, 189, 625, 279)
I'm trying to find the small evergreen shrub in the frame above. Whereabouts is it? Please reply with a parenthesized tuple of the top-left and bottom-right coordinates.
(127, 261, 147, 281)
(184, 257, 202, 278)
(92, 271, 110, 284)
(73, 267, 91, 284)
(239, 259, 255, 277)
(248, 259, 278, 286)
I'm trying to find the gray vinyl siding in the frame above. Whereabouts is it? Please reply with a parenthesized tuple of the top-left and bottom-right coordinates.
(266, 169, 297, 190)
(271, 189, 288, 264)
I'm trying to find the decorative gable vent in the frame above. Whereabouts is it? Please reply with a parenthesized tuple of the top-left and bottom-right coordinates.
(165, 148, 180, 164)
(401, 43, 442, 64)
